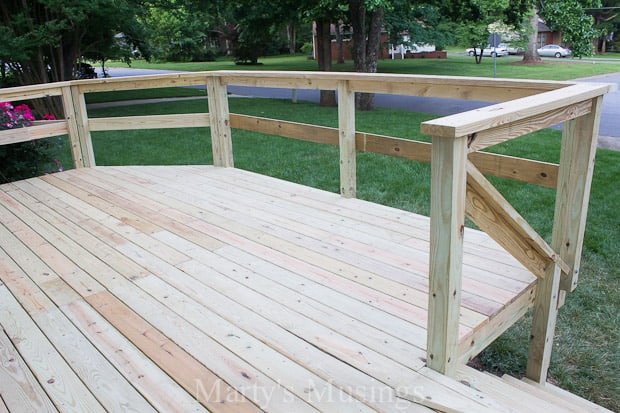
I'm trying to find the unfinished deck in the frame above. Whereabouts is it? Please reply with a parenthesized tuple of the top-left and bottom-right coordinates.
(0, 70, 614, 412)
(0, 165, 539, 412)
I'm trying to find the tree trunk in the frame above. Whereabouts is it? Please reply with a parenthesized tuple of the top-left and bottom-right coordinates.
(287, 23, 296, 54)
(349, 1, 384, 111)
(335, 22, 345, 64)
(523, 8, 542, 63)
(316, 20, 336, 107)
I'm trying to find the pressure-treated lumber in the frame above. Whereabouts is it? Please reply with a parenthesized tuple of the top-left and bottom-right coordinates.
(0, 121, 68, 146)
(219, 70, 572, 101)
(75, 73, 208, 93)
(65, 85, 95, 167)
(465, 161, 569, 279)
(464, 99, 592, 152)
(427, 136, 467, 377)
(88, 113, 211, 131)
(229, 114, 559, 188)
(206, 75, 234, 167)
(0, 326, 58, 412)
(0, 83, 67, 101)
(337, 80, 356, 198)
(555, 97, 602, 292)
(526, 262, 562, 383)
(420, 82, 612, 139)
(61, 86, 88, 168)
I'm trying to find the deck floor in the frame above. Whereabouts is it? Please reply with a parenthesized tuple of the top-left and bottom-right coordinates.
(0, 166, 536, 412)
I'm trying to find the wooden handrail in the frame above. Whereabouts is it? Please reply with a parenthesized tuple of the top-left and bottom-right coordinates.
(0, 71, 611, 383)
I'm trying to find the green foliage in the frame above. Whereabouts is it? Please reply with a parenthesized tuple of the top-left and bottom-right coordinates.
(141, 3, 219, 62)
(0, 138, 65, 182)
(540, 0, 601, 57)
(0, 0, 145, 84)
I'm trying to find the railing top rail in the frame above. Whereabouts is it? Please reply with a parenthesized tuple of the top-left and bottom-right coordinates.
(420, 82, 614, 139)
(214, 70, 574, 88)
(0, 70, 583, 101)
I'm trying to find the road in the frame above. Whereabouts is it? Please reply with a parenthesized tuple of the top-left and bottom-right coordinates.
(98, 67, 619, 148)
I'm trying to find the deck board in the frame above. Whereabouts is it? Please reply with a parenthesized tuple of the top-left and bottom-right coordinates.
(0, 165, 539, 412)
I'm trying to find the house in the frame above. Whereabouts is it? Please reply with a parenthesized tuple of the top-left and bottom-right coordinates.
(312, 23, 445, 61)
(538, 20, 563, 47)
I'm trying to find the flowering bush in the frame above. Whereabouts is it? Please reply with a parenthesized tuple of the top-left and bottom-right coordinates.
(1, 102, 36, 129)
(0, 102, 64, 182)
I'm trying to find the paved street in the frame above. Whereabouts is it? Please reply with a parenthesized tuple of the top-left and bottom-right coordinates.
(98, 67, 619, 148)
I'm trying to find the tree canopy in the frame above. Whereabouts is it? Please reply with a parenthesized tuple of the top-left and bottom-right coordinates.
(0, 0, 144, 86)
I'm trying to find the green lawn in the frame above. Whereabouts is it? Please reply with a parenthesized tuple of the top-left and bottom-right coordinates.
(107, 54, 620, 81)
(94, 53, 619, 105)
(69, 97, 619, 411)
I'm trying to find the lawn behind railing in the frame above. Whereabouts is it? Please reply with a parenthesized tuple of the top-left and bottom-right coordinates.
(107, 54, 620, 81)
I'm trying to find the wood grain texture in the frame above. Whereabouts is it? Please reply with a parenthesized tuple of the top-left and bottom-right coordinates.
(465, 100, 592, 152)
(555, 97, 602, 292)
(207, 75, 234, 167)
(69, 86, 95, 167)
(427, 136, 467, 377)
(0, 287, 105, 413)
(420, 83, 612, 139)
(0, 121, 68, 146)
(0, 326, 58, 413)
(465, 161, 568, 279)
(60, 86, 86, 168)
(89, 113, 210, 131)
(337, 80, 356, 198)
(526, 263, 562, 383)
(86, 291, 262, 413)
(230, 114, 559, 187)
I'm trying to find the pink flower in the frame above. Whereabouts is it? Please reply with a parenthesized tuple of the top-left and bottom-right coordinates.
(43, 114, 56, 120)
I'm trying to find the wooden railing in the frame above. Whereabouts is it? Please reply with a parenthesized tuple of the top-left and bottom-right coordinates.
(0, 71, 612, 382)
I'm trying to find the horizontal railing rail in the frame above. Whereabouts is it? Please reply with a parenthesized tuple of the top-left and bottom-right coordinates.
(0, 70, 612, 384)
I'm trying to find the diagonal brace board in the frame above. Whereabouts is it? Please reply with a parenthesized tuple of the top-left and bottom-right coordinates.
(465, 161, 568, 279)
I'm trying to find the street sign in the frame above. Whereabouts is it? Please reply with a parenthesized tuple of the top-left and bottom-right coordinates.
(488, 33, 501, 48)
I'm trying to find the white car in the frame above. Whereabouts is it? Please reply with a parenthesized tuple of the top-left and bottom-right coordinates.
(466, 44, 508, 57)
(537, 44, 571, 58)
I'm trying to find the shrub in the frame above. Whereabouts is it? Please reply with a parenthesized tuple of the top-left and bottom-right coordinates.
(0, 102, 63, 182)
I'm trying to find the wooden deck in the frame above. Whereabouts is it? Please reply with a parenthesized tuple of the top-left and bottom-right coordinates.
(0, 165, 545, 412)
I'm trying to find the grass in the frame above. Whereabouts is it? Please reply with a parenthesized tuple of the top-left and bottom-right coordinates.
(107, 54, 620, 81)
(66, 97, 620, 410)
(92, 53, 619, 104)
(84, 86, 205, 104)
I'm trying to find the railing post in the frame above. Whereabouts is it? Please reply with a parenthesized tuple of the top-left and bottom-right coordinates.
(427, 135, 467, 377)
(526, 96, 603, 383)
(206, 75, 234, 167)
(61, 85, 95, 168)
(556, 96, 603, 293)
(338, 80, 356, 198)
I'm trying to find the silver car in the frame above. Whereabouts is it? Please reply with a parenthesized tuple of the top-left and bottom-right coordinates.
(537, 44, 571, 58)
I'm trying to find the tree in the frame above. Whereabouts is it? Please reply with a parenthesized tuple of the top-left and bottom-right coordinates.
(0, 0, 144, 85)
(348, 0, 385, 110)
(444, 0, 531, 64)
(590, 1, 620, 53)
(538, 0, 601, 58)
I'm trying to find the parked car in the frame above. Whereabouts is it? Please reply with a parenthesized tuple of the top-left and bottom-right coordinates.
(74, 62, 97, 79)
(506, 45, 525, 55)
(537, 44, 571, 58)
(465, 44, 508, 57)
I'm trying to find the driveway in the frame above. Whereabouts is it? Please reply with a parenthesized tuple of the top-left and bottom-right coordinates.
(573, 72, 620, 150)
(98, 67, 619, 149)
